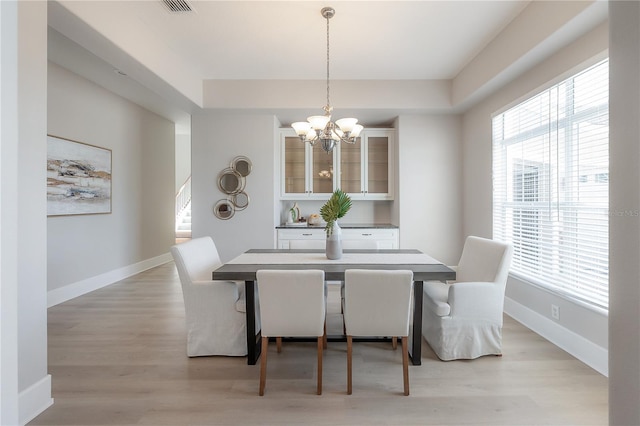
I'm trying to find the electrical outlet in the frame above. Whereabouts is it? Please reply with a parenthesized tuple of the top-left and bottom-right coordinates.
(551, 304, 560, 320)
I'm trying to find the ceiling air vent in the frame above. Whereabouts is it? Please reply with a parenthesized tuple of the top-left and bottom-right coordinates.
(162, 0, 193, 13)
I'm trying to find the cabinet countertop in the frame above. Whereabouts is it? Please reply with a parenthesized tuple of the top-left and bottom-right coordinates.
(276, 223, 398, 230)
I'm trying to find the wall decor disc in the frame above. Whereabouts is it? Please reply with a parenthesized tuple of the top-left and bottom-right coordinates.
(231, 156, 252, 177)
(213, 199, 235, 220)
(217, 168, 245, 195)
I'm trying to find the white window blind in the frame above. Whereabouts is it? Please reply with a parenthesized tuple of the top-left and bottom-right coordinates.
(492, 59, 609, 310)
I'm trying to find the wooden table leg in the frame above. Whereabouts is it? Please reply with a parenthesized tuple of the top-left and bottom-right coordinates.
(245, 280, 261, 365)
(409, 280, 423, 365)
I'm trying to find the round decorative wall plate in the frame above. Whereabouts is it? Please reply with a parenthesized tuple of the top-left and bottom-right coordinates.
(213, 199, 235, 220)
(217, 168, 245, 195)
(231, 156, 252, 177)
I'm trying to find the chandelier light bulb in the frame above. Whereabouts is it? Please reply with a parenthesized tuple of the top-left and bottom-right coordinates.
(335, 118, 358, 133)
(308, 115, 331, 131)
(292, 122, 311, 137)
(351, 124, 364, 138)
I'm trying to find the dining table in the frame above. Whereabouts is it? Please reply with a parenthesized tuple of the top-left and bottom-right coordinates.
(212, 248, 456, 365)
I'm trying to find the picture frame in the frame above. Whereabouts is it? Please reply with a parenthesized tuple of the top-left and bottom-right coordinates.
(47, 135, 112, 216)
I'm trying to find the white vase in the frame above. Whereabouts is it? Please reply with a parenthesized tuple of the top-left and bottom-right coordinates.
(326, 221, 342, 260)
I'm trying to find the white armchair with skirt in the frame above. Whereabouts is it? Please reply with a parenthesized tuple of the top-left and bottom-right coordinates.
(171, 236, 254, 357)
(422, 236, 513, 361)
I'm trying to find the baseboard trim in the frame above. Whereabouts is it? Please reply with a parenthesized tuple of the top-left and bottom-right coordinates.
(19, 374, 53, 425)
(504, 297, 608, 377)
(47, 253, 173, 307)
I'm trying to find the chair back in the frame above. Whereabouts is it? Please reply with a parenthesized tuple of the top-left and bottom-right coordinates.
(344, 269, 413, 337)
(170, 236, 223, 284)
(256, 269, 326, 338)
(456, 236, 513, 284)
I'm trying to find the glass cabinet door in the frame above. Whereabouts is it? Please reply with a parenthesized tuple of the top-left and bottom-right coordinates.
(366, 135, 389, 195)
(311, 143, 335, 195)
(283, 136, 306, 195)
(280, 128, 393, 200)
(339, 138, 362, 194)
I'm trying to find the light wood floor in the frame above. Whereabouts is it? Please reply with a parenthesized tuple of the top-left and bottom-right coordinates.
(31, 262, 608, 425)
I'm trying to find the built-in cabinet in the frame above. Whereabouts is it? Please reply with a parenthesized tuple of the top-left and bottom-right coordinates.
(276, 226, 399, 249)
(339, 129, 394, 199)
(280, 130, 337, 198)
(280, 128, 394, 200)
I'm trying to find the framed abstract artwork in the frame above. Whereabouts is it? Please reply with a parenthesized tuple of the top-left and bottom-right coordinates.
(47, 135, 112, 216)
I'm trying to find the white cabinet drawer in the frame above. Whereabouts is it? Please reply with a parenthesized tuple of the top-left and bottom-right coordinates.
(342, 229, 398, 249)
(277, 227, 398, 249)
(341, 229, 398, 240)
(277, 229, 325, 239)
(277, 228, 325, 249)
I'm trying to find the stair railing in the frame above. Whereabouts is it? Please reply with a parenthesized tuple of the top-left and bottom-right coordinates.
(175, 176, 191, 220)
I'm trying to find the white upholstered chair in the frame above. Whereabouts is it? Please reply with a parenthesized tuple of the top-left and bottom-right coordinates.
(343, 269, 414, 396)
(338, 240, 380, 320)
(422, 236, 513, 361)
(256, 269, 326, 396)
(170, 237, 248, 357)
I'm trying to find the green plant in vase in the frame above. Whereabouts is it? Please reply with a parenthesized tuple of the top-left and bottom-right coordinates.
(320, 189, 352, 237)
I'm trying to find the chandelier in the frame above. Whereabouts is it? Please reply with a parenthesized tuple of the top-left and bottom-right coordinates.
(291, 7, 362, 153)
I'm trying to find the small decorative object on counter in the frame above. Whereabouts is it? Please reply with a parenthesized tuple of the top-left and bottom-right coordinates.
(288, 202, 301, 223)
(320, 189, 352, 260)
(308, 213, 321, 226)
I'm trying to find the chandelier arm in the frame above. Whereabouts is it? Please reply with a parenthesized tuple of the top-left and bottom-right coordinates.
(329, 126, 348, 144)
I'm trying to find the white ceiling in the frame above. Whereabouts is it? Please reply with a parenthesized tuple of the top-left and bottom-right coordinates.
(119, 0, 529, 80)
(48, 1, 607, 132)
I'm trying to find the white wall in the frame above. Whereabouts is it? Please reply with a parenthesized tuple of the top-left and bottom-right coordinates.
(397, 114, 462, 265)
(191, 114, 463, 267)
(1, 3, 21, 422)
(47, 62, 175, 297)
(191, 113, 277, 262)
(1, 1, 51, 424)
(462, 22, 609, 374)
(175, 132, 191, 193)
(609, 2, 640, 424)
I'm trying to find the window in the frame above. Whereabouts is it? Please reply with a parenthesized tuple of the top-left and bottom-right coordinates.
(492, 59, 609, 310)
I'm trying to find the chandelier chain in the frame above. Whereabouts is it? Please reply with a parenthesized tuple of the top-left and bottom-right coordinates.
(326, 12, 330, 110)
(291, 7, 361, 153)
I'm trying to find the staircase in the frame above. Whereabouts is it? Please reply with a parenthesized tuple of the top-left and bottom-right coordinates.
(176, 201, 192, 238)
(176, 177, 192, 239)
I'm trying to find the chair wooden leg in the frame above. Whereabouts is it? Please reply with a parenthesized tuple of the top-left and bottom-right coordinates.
(317, 337, 323, 395)
(259, 336, 268, 396)
(323, 321, 327, 349)
(401, 336, 409, 396)
(276, 337, 282, 353)
(347, 335, 353, 395)
(392, 336, 397, 350)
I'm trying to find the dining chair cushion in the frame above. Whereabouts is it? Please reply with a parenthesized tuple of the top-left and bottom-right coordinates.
(343, 269, 414, 337)
(257, 269, 326, 338)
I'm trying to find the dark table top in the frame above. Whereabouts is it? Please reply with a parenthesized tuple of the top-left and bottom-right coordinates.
(212, 249, 455, 282)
